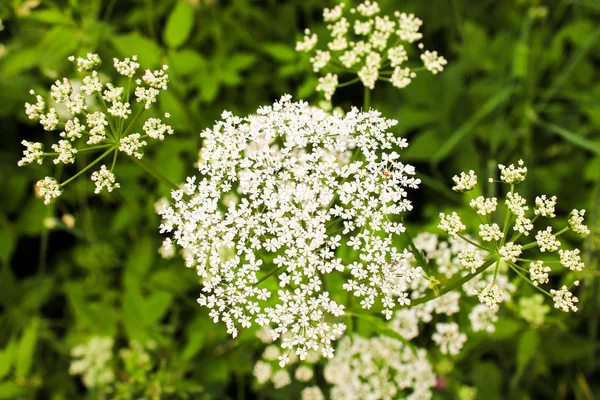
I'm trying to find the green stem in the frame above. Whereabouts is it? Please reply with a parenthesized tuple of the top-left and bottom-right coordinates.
(131, 157, 179, 190)
(457, 234, 490, 252)
(111, 150, 118, 171)
(60, 147, 116, 187)
(122, 106, 146, 137)
(363, 86, 371, 111)
(337, 77, 361, 88)
(507, 262, 552, 297)
(409, 258, 496, 307)
(254, 265, 283, 286)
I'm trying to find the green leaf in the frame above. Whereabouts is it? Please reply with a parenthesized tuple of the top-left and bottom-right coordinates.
(229, 53, 258, 71)
(532, 117, 600, 156)
(0, 338, 17, 380)
(0, 225, 16, 265)
(16, 317, 39, 378)
(124, 235, 155, 288)
(25, 9, 74, 25)
(170, 49, 205, 76)
(516, 329, 539, 376)
(263, 43, 296, 62)
(112, 32, 162, 68)
(472, 362, 502, 400)
(431, 87, 513, 165)
(164, 0, 195, 49)
(143, 292, 173, 325)
(0, 382, 26, 399)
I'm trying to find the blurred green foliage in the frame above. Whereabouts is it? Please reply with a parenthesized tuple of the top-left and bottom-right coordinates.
(0, 0, 599, 398)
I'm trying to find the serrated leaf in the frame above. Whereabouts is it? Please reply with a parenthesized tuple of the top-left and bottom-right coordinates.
(164, 0, 195, 49)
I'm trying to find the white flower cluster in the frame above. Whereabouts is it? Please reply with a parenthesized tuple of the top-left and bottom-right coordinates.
(253, 329, 323, 392)
(159, 96, 420, 362)
(432, 322, 467, 356)
(69, 336, 115, 390)
(297, 1, 447, 99)
(20, 53, 173, 204)
(440, 161, 587, 313)
(324, 335, 436, 400)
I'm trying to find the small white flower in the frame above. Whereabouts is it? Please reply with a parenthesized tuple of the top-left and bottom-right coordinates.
(18, 141, 44, 166)
(25, 91, 46, 120)
(388, 45, 408, 67)
(534, 195, 557, 218)
(295, 365, 314, 382)
(296, 29, 318, 52)
(40, 108, 60, 131)
(558, 249, 584, 271)
(86, 112, 109, 144)
(438, 212, 466, 238)
(569, 209, 590, 236)
(395, 12, 423, 42)
(143, 116, 174, 140)
(68, 53, 101, 72)
(452, 170, 477, 192)
(301, 387, 325, 400)
(457, 249, 484, 273)
(271, 370, 291, 389)
(113, 56, 140, 78)
(432, 322, 466, 355)
(390, 67, 415, 88)
(91, 165, 120, 194)
(529, 261, 551, 286)
(253, 360, 271, 385)
(310, 50, 331, 72)
(479, 223, 502, 242)
(36, 177, 62, 205)
(506, 192, 528, 215)
(61, 117, 86, 141)
(498, 159, 527, 184)
(499, 242, 522, 263)
(470, 196, 497, 215)
(477, 283, 503, 312)
(119, 133, 147, 159)
(421, 50, 447, 74)
(81, 71, 103, 94)
(469, 304, 498, 333)
(142, 65, 169, 90)
(51, 140, 77, 164)
(535, 227, 561, 252)
(316, 73, 338, 101)
(51, 78, 72, 103)
(323, 3, 345, 21)
(550, 285, 579, 312)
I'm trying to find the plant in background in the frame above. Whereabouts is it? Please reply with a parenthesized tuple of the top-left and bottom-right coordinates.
(18, 53, 173, 204)
(296, 1, 447, 103)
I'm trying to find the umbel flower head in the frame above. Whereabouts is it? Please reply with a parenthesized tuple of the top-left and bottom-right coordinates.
(19, 53, 173, 204)
(297, 1, 447, 100)
(159, 96, 421, 363)
(437, 160, 587, 313)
